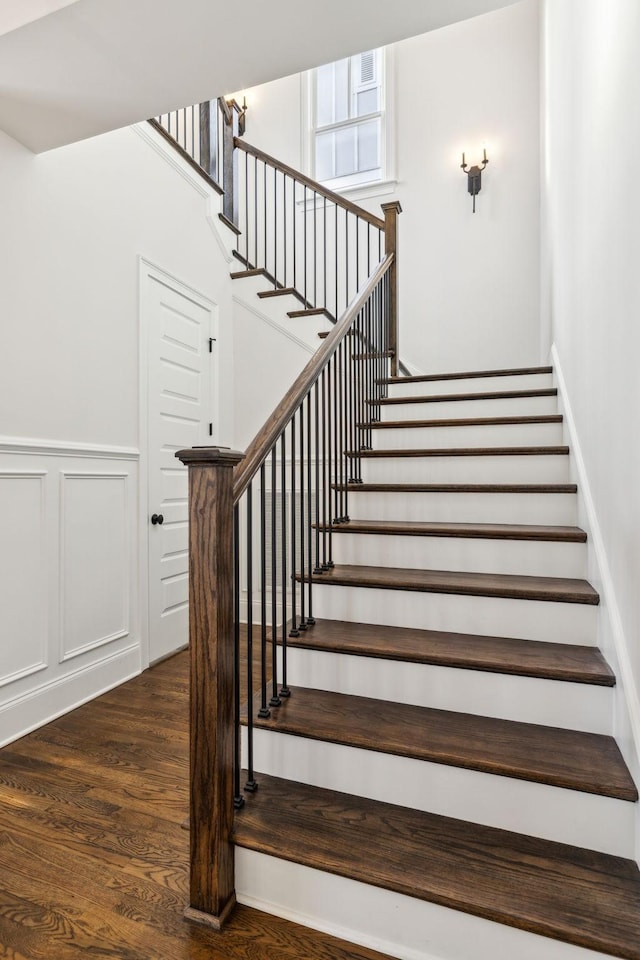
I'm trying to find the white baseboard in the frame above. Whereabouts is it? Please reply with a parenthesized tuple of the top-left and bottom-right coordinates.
(551, 343, 640, 861)
(0, 642, 141, 747)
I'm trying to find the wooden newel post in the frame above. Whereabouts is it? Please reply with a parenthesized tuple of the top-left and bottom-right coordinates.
(381, 201, 402, 378)
(176, 446, 245, 931)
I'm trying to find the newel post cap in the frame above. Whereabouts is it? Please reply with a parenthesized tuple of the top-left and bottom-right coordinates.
(381, 201, 403, 215)
(175, 446, 245, 467)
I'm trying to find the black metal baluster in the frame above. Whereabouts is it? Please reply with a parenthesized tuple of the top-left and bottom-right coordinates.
(314, 380, 322, 575)
(306, 391, 315, 625)
(263, 162, 267, 277)
(245, 150, 249, 266)
(332, 350, 340, 523)
(320, 369, 328, 569)
(254, 155, 258, 269)
(280, 431, 291, 695)
(233, 505, 244, 809)
(342, 339, 350, 522)
(289, 414, 299, 637)
(274, 167, 278, 289)
(283, 175, 287, 289)
(313, 190, 317, 308)
(293, 178, 297, 292)
(245, 484, 257, 792)
(303, 186, 308, 307)
(345, 211, 349, 312)
(356, 216, 360, 293)
(299, 402, 307, 629)
(258, 465, 270, 719)
(367, 223, 371, 277)
(323, 198, 327, 312)
(270, 448, 281, 707)
(335, 204, 339, 321)
(326, 362, 334, 567)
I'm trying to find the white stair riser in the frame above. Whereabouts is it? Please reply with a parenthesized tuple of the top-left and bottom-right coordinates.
(368, 421, 564, 450)
(283, 647, 611, 734)
(311, 583, 597, 645)
(345, 491, 577, 525)
(330, 531, 586, 578)
(386, 373, 555, 398)
(358, 454, 569, 485)
(379, 394, 558, 420)
(237, 850, 615, 960)
(243, 732, 632, 857)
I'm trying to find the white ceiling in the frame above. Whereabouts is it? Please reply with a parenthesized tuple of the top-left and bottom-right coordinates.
(0, 0, 521, 153)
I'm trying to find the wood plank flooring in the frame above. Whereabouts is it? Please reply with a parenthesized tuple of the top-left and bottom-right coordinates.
(0, 651, 392, 960)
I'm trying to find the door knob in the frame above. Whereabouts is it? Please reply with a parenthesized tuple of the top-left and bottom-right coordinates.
(151, 513, 164, 525)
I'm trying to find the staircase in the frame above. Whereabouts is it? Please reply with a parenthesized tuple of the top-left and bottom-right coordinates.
(156, 106, 640, 960)
(229, 365, 640, 960)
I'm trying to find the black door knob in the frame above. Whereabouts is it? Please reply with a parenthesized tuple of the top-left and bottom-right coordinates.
(151, 513, 164, 525)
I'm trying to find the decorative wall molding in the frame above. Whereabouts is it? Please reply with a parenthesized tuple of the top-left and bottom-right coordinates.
(59, 471, 131, 663)
(0, 436, 139, 459)
(0, 470, 48, 688)
(0, 446, 140, 747)
(233, 295, 316, 356)
(551, 343, 640, 769)
(0, 642, 140, 748)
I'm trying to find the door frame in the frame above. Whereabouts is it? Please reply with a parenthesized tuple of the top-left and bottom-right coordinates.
(138, 256, 220, 669)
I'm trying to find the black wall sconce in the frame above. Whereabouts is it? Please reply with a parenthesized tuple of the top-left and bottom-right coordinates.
(461, 148, 489, 213)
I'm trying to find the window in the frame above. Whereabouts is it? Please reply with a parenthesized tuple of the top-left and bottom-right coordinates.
(310, 49, 388, 191)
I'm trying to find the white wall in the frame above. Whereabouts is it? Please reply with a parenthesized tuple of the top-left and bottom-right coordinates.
(542, 0, 640, 853)
(0, 122, 235, 744)
(238, 0, 541, 375)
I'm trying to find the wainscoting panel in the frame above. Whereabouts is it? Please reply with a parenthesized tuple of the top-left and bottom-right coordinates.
(60, 472, 130, 662)
(0, 441, 141, 747)
(0, 472, 48, 687)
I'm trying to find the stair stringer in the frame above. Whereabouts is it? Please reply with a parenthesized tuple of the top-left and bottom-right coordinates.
(552, 344, 640, 866)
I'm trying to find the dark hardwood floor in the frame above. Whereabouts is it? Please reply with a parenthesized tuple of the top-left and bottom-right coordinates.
(0, 651, 391, 960)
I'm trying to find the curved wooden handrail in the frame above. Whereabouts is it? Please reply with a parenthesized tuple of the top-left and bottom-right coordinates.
(234, 138, 386, 232)
(233, 254, 393, 503)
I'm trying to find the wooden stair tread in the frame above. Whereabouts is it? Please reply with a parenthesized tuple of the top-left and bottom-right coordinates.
(257, 286, 298, 299)
(338, 482, 578, 493)
(349, 445, 569, 458)
(322, 519, 587, 542)
(376, 388, 558, 405)
(361, 414, 563, 428)
(307, 564, 600, 605)
(284, 619, 614, 685)
(384, 365, 553, 384)
(242, 688, 634, 799)
(287, 306, 333, 319)
(233, 773, 640, 958)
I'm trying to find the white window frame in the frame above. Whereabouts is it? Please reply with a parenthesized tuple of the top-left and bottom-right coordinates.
(302, 46, 396, 199)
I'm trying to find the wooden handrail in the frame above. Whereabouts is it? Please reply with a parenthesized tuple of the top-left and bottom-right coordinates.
(233, 253, 393, 503)
(234, 138, 386, 232)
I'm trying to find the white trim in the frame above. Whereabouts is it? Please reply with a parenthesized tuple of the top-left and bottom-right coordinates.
(58, 470, 131, 664)
(0, 642, 140, 748)
(0, 437, 139, 459)
(551, 343, 640, 778)
(138, 257, 221, 669)
(132, 123, 234, 265)
(302, 46, 395, 192)
(232, 295, 316, 355)
(132, 122, 212, 199)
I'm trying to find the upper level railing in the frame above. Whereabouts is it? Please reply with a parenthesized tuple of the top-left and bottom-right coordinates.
(148, 97, 401, 374)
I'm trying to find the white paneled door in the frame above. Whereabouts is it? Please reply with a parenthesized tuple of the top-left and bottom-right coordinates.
(144, 269, 217, 663)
